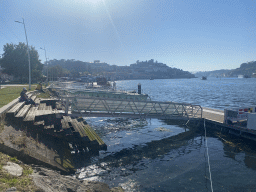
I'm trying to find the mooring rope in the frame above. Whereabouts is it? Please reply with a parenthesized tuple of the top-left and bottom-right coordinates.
(204, 119, 214, 192)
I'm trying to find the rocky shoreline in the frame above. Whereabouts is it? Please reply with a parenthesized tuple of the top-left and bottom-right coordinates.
(30, 166, 124, 192)
(0, 122, 125, 192)
(2, 159, 124, 192)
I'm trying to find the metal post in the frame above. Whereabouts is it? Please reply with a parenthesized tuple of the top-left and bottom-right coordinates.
(15, 18, 31, 90)
(65, 98, 69, 115)
(138, 83, 141, 94)
(224, 109, 227, 124)
(40, 47, 48, 83)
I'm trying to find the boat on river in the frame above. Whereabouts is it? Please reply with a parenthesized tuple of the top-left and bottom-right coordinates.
(201, 76, 207, 80)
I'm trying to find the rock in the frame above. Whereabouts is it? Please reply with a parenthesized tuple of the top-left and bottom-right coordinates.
(3, 162, 23, 177)
(111, 186, 125, 192)
(80, 180, 111, 192)
(5, 187, 17, 192)
(30, 166, 125, 192)
(31, 167, 84, 192)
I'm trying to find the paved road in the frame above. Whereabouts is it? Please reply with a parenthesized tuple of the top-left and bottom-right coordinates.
(0, 84, 36, 89)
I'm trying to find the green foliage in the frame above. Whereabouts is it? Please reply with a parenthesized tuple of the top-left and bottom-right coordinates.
(23, 167, 33, 176)
(47, 64, 70, 81)
(0, 121, 4, 133)
(19, 178, 32, 187)
(36, 91, 51, 98)
(0, 86, 36, 108)
(10, 157, 18, 163)
(0, 152, 38, 191)
(0, 42, 43, 83)
(0, 177, 18, 187)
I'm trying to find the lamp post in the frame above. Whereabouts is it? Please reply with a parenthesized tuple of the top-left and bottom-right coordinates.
(40, 47, 48, 83)
(15, 18, 31, 90)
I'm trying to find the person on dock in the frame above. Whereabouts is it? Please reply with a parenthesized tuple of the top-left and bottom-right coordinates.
(113, 81, 116, 90)
(35, 82, 44, 92)
(19, 87, 36, 105)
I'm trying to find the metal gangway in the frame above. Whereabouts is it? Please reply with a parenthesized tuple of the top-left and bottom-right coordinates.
(61, 95, 202, 120)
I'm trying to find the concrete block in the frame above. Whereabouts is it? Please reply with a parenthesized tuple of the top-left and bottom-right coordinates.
(247, 113, 256, 130)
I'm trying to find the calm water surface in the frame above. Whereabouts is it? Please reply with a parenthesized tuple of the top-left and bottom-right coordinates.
(76, 78, 256, 191)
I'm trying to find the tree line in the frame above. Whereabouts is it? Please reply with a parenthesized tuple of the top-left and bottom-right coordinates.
(0, 42, 43, 83)
(0, 42, 72, 83)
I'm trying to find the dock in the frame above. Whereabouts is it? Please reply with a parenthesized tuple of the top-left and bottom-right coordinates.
(201, 107, 256, 141)
(56, 89, 256, 141)
(202, 107, 224, 123)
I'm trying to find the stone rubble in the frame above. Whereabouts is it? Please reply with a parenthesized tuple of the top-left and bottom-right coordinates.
(30, 166, 124, 192)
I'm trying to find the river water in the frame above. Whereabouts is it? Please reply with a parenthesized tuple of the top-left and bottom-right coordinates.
(76, 78, 256, 191)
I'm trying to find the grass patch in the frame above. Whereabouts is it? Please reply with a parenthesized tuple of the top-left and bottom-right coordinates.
(0, 152, 40, 191)
(0, 176, 18, 187)
(0, 85, 36, 108)
(0, 121, 4, 134)
(10, 157, 19, 164)
(36, 89, 51, 98)
(23, 167, 33, 176)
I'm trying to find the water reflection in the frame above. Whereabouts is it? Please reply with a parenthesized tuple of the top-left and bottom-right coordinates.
(96, 129, 198, 168)
(75, 117, 256, 191)
(216, 131, 256, 171)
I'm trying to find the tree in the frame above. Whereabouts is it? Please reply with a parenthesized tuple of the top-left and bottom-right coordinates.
(0, 42, 43, 83)
(48, 65, 70, 81)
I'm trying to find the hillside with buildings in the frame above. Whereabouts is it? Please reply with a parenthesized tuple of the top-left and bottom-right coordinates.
(194, 69, 231, 78)
(46, 59, 195, 81)
(194, 61, 256, 78)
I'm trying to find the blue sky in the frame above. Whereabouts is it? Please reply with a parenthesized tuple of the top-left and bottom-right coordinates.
(0, 0, 256, 71)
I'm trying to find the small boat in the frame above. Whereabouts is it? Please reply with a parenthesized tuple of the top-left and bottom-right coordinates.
(238, 75, 250, 78)
(150, 77, 154, 80)
(201, 76, 207, 80)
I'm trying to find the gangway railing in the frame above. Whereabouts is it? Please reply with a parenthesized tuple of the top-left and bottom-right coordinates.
(61, 96, 202, 120)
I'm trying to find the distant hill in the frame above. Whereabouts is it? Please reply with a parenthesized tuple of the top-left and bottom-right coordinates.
(226, 61, 256, 77)
(195, 69, 231, 78)
(46, 59, 195, 80)
(195, 61, 256, 78)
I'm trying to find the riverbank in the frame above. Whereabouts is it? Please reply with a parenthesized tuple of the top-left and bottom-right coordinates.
(0, 86, 124, 191)
(0, 150, 124, 191)
(0, 119, 124, 191)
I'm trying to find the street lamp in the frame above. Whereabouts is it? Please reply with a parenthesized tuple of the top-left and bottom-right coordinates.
(40, 47, 48, 83)
(15, 18, 31, 90)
